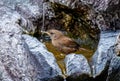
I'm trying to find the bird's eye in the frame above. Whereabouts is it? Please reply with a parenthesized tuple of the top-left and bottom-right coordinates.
(50, 32, 54, 35)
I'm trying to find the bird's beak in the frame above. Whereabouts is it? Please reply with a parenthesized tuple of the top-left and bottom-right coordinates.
(41, 31, 50, 36)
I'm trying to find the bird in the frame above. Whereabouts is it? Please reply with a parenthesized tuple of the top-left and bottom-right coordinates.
(43, 29, 87, 54)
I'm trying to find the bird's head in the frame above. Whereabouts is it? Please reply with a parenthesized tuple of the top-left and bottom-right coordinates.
(43, 29, 64, 40)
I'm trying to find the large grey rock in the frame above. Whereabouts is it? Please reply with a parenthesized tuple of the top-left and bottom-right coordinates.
(0, 61, 13, 81)
(0, 3, 36, 34)
(0, 31, 36, 81)
(14, 0, 43, 33)
(15, 0, 43, 20)
(65, 54, 91, 81)
(0, 0, 44, 33)
(0, 0, 42, 15)
(106, 56, 120, 81)
(0, 5, 22, 33)
(0, 6, 36, 81)
(0, 3, 63, 81)
(23, 34, 63, 81)
(91, 31, 120, 78)
(106, 34, 120, 81)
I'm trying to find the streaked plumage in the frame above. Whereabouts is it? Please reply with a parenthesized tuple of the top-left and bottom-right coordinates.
(44, 29, 80, 54)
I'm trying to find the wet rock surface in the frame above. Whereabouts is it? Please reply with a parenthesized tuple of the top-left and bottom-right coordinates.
(0, 0, 45, 34)
(91, 31, 120, 78)
(65, 54, 91, 81)
(106, 34, 120, 81)
(107, 55, 120, 81)
(23, 34, 63, 81)
(0, 1, 63, 81)
(0, 5, 35, 81)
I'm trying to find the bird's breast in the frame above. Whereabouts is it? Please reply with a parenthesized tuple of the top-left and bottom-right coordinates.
(51, 39, 78, 54)
(52, 39, 60, 48)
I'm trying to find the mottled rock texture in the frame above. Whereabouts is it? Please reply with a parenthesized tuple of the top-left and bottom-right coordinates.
(107, 56, 120, 81)
(91, 31, 119, 78)
(106, 33, 120, 81)
(0, 0, 46, 35)
(65, 54, 91, 81)
(0, 0, 120, 81)
(23, 35, 63, 81)
(0, 1, 63, 81)
(0, 4, 35, 81)
(47, 0, 120, 31)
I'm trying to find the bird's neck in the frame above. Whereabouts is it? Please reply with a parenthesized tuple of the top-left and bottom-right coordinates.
(52, 35, 63, 40)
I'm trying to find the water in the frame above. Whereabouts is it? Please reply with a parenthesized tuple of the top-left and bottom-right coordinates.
(44, 41, 94, 75)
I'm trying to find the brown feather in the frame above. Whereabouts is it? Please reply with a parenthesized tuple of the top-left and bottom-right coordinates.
(45, 29, 80, 54)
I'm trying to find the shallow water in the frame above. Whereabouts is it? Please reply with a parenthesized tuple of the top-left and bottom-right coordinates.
(44, 41, 94, 75)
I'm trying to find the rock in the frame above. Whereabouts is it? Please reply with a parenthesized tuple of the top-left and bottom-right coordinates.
(91, 31, 120, 78)
(0, 3, 36, 34)
(0, 61, 13, 81)
(15, 0, 43, 33)
(0, 5, 22, 34)
(0, 0, 120, 81)
(1, 0, 43, 15)
(0, 3, 63, 81)
(15, 0, 42, 20)
(0, 0, 45, 34)
(95, 14, 109, 31)
(106, 55, 120, 81)
(0, 33, 36, 81)
(22, 34, 64, 81)
(65, 54, 91, 81)
(49, 0, 81, 9)
(0, 5, 35, 80)
(46, 0, 120, 31)
(106, 35, 120, 81)
(48, 0, 119, 12)
(81, 0, 119, 11)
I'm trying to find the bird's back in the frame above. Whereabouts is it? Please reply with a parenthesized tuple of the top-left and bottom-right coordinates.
(52, 35, 80, 54)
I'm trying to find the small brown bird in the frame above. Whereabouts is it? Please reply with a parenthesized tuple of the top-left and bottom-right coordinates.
(43, 29, 85, 54)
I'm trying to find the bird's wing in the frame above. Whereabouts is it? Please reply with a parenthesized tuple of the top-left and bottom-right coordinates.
(59, 36, 80, 48)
